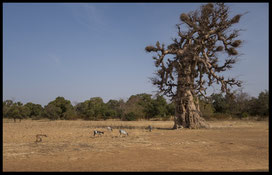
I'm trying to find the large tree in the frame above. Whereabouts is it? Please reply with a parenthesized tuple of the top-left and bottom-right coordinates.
(145, 3, 244, 129)
(6, 102, 28, 122)
(44, 97, 75, 120)
(24, 102, 43, 118)
(75, 97, 107, 120)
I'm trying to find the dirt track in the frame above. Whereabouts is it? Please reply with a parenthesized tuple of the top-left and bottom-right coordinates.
(3, 119, 269, 172)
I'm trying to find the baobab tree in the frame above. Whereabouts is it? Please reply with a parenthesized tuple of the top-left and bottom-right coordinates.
(145, 3, 245, 129)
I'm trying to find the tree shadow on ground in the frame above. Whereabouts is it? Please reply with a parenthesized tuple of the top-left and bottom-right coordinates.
(156, 127, 175, 130)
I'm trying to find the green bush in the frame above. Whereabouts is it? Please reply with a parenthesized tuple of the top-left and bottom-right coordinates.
(199, 101, 215, 119)
(211, 113, 233, 120)
(123, 112, 136, 121)
(31, 115, 43, 120)
(240, 112, 249, 119)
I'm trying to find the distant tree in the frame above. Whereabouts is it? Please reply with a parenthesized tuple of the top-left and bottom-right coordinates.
(123, 112, 137, 121)
(122, 94, 173, 120)
(3, 100, 13, 106)
(24, 102, 43, 118)
(210, 92, 239, 116)
(246, 97, 257, 116)
(124, 94, 152, 120)
(145, 3, 245, 129)
(44, 97, 75, 120)
(43, 103, 62, 120)
(91, 97, 108, 119)
(75, 97, 107, 120)
(166, 102, 175, 116)
(155, 95, 169, 118)
(224, 92, 237, 115)
(6, 102, 28, 122)
(198, 97, 215, 119)
(3, 100, 14, 118)
(239, 91, 268, 117)
(146, 95, 169, 119)
(232, 89, 251, 118)
(255, 90, 269, 116)
(75, 101, 92, 120)
(106, 99, 125, 119)
(210, 93, 227, 113)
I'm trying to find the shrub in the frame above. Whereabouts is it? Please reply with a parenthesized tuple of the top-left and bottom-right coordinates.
(123, 112, 137, 121)
(211, 113, 232, 120)
(32, 115, 43, 120)
(239, 112, 249, 119)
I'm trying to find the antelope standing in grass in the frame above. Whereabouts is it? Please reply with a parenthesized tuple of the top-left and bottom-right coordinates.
(35, 134, 47, 142)
(147, 125, 152, 132)
(107, 126, 113, 132)
(93, 130, 104, 137)
(119, 129, 128, 137)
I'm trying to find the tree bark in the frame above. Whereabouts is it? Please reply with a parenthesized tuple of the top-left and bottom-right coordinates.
(173, 70, 210, 129)
(173, 90, 210, 129)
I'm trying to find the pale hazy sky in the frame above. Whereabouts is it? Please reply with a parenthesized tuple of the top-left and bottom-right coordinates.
(3, 3, 269, 106)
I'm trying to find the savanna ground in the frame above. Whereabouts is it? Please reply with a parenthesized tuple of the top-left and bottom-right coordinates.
(3, 118, 269, 172)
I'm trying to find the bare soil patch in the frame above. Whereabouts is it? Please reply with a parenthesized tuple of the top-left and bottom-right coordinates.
(3, 119, 269, 172)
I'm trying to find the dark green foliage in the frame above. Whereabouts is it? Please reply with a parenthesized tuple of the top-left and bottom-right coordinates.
(210, 93, 227, 113)
(3, 100, 31, 121)
(24, 102, 43, 118)
(3, 90, 268, 121)
(247, 90, 269, 116)
(75, 97, 108, 120)
(154, 95, 169, 118)
(246, 97, 258, 116)
(43, 104, 62, 120)
(5, 102, 28, 122)
(240, 112, 249, 119)
(43, 97, 75, 120)
(166, 102, 175, 116)
(256, 90, 269, 116)
(198, 98, 215, 119)
(123, 93, 150, 120)
(122, 93, 173, 120)
(3, 100, 14, 118)
(144, 95, 169, 119)
(106, 99, 124, 119)
(210, 90, 269, 118)
(123, 112, 137, 121)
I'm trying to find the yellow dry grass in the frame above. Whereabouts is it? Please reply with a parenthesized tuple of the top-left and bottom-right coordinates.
(3, 119, 269, 172)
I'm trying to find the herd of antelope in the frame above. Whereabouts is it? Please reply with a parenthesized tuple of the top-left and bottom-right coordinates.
(35, 125, 153, 142)
(93, 125, 152, 137)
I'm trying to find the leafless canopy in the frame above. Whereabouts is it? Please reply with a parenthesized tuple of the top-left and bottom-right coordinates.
(146, 3, 244, 99)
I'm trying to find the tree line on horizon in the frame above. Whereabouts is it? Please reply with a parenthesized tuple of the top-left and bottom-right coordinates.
(2, 89, 269, 122)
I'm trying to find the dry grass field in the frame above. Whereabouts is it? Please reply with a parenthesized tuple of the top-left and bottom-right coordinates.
(3, 118, 269, 172)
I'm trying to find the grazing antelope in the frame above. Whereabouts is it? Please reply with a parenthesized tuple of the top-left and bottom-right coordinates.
(107, 126, 113, 131)
(147, 125, 152, 132)
(119, 129, 128, 137)
(35, 134, 47, 142)
(93, 130, 104, 137)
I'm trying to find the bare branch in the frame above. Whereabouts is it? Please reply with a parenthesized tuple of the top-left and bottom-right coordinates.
(146, 3, 244, 98)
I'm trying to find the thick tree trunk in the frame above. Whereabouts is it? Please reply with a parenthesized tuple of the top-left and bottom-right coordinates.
(173, 90, 210, 129)
(173, 65, 210, 129)
(172, 61, 210, 129)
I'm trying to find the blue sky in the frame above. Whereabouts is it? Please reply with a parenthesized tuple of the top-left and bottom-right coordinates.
(3, 3, 269, 106)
